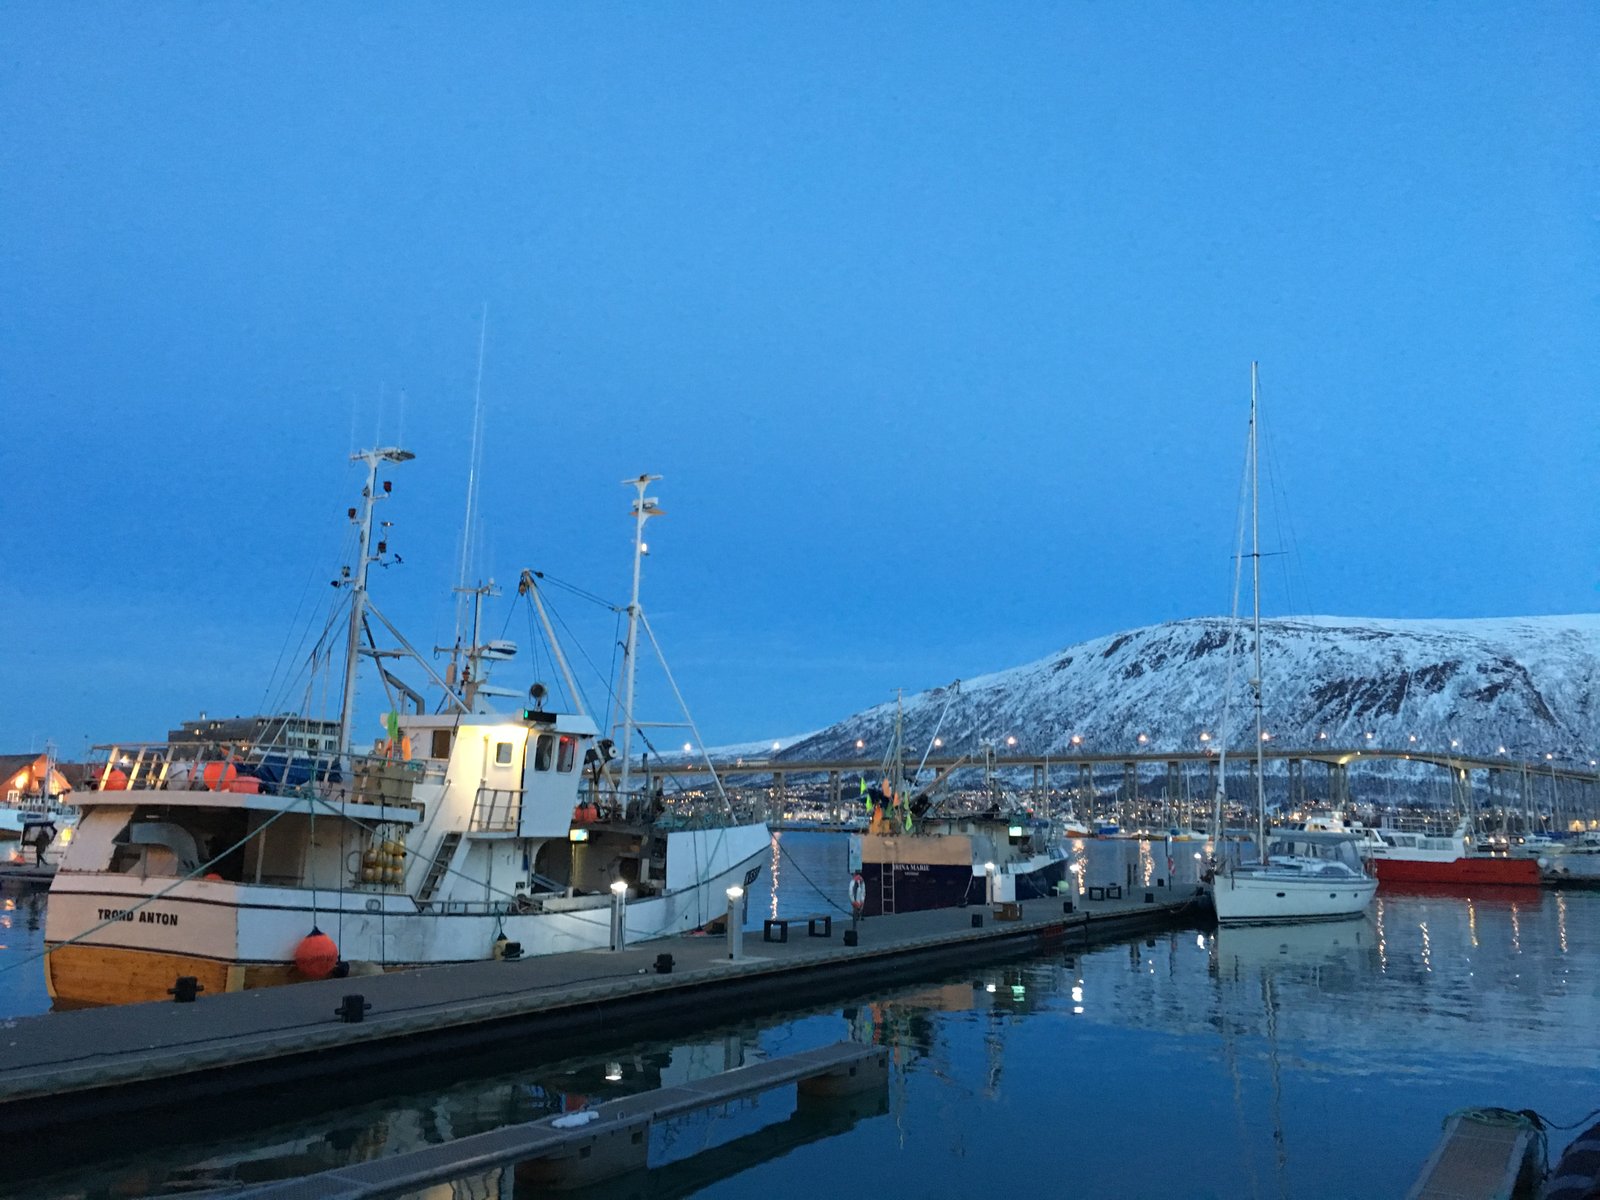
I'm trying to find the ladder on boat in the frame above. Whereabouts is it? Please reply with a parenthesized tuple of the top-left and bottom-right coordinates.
(417, 832, 462, 904)
(879, 865, 895, 914)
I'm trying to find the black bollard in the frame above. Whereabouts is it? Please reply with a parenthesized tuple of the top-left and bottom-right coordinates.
(501, 941, 523, 961)
(1063, 899, 1074, 914)
(335, 994, 372, 1023)
(168, 976, 203, 1003)
(971, 913, 984, 928)
(654, 953, 674, 974)
(843, 929, 858, 947)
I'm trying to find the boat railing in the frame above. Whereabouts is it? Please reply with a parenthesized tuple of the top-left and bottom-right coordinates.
(470, 786, 523, 833)
(87, 741, 430, 810)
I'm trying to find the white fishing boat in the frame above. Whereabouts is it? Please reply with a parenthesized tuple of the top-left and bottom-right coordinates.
(44, 454, 770, 1005)
(1209, 365, 1377, 925)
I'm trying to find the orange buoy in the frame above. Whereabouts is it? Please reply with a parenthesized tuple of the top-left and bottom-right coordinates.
(225, 775, 261, 794)
(294, 929, 340, 979)
(101, 767, 128, 791)
(201, 761, 239, 789)
(203, 872, 224, 881)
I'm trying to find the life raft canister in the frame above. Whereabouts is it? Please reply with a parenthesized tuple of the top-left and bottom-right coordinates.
(848, 872, 866, 913)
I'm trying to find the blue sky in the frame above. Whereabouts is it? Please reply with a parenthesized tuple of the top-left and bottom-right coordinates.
(3, 3, 1595, 755)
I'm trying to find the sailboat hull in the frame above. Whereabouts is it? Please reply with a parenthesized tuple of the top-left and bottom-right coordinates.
(1212, 869, 1377, 924)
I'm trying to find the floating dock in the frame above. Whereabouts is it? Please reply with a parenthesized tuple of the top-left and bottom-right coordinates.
(234, 1040, 887, 1199)
(0, 887, 1203, 1138)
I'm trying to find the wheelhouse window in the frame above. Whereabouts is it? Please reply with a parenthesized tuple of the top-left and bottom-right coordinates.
(557, 735, 576, 773)
(495, 742, 513, 765)
(534, 734, 555, 771)
(431, 730, 453, 759)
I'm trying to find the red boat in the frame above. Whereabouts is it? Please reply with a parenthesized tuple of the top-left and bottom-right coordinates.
(1368, 824, 1540, 887)
(1293, 813, 1541, 888)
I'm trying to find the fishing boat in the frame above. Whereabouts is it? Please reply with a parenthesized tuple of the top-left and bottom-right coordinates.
(1208, 365, 1378, 925)
(853, 700, 1068, 916)
(43, 454, 770, 1006)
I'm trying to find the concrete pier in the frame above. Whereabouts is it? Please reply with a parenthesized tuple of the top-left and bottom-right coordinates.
(0, 888, 1206, 1136)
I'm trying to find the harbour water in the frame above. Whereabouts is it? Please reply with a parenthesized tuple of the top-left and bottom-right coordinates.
(5, 833, 1600, 1198)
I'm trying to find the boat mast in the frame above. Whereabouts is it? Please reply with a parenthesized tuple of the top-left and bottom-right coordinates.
(617, 474, 663, 797)
(338, 446, 414, 764)
(1249, 363, 1267, 864)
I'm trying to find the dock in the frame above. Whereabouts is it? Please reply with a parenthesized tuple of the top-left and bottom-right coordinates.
(1406, 1108, 1546, 1200)
(0, 887, 1203, 1141)
(233, 1040, 888, 1198)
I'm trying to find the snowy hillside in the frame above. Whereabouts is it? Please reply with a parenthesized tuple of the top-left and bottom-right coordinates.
(769, 616, 1600, 765)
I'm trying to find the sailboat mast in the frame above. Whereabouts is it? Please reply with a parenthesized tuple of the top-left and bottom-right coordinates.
(1250, 363, 1268, 863)
(617, 474, 662, 797)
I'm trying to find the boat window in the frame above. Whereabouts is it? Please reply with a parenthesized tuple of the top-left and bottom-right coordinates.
(431, 730, 453, 760)
(495, 742, 513, 766)
(535, 734, 555, 772)
(557, 735, 576, 773)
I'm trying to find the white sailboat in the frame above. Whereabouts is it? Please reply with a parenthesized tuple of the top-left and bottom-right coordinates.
(44, 452, 770, 1005)
(1210, 365, 1377, 925)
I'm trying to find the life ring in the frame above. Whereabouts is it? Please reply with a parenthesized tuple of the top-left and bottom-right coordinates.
(848, 872, 866, 913)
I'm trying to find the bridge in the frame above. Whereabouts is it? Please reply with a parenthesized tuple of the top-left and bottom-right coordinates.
(632, 746, 1600, 825)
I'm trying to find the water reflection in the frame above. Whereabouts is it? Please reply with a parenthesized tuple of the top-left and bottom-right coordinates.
(8, 839, 1600, 1199)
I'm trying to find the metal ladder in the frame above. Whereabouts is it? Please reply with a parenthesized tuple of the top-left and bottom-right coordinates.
(416, 832, 461, 904)
(879, 866, 895, 914)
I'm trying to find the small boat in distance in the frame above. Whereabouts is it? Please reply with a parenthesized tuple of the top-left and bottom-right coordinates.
(44, 456, 770, 1006)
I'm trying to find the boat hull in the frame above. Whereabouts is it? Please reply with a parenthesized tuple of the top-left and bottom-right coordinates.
(44, 824, 771, 1006)
(860, 850, 1067, 916)
(1212, 871, 1378, 924)
(1373, 855, 1539, 887)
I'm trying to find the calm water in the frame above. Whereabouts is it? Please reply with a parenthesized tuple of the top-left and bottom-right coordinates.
(8, 834, 1600, 1199)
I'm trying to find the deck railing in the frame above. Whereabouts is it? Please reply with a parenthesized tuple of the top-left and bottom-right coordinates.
(470, 787, 524, 833)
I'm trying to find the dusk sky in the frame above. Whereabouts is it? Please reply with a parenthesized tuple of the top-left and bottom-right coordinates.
(3, 4, 1596, 755)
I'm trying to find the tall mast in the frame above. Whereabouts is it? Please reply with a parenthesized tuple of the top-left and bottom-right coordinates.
(617, 474, 663, 797)
(338, 446, 414, 763)
(1249, 363, 1267, 863)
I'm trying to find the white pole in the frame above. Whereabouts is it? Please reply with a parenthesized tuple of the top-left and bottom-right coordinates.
(338, 451, 382, 764)
(725, 885, 744, 960)
(609, 880, 628, 951)
(617, 475, 662, 798)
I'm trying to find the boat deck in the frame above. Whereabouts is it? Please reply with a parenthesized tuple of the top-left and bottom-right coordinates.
(0, 887, 1205, 1134)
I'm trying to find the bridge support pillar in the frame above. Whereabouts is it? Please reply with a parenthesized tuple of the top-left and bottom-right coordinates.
(828, 770, 841, 819)
(1032, 763, 1045, 811)
(1078, 763, 1094, 822)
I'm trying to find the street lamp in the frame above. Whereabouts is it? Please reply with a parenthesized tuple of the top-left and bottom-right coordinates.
(609, 879, 629, 951)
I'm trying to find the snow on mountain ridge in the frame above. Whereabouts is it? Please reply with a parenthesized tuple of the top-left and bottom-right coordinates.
(772, 615, 1600, 765)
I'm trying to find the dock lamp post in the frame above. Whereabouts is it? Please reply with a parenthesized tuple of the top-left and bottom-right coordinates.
(609, 880, 628, 951)
(725, 886, 744, 960)
(984, 862, 997, 907)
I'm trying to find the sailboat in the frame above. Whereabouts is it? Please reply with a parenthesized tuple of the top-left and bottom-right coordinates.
(43, 453, 771, 1005)
(1209, 365, 1378, 925)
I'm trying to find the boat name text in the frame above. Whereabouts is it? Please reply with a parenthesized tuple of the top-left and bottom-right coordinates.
(97, 908, 179, 926)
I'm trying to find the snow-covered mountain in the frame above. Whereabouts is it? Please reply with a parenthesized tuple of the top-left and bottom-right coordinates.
(770, 616, 1600, 765)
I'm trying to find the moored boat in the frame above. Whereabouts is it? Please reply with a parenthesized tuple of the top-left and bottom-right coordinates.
(43, 454, 770, 1006)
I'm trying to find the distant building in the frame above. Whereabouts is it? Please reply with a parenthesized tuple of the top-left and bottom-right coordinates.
(167, 713, 340, 757)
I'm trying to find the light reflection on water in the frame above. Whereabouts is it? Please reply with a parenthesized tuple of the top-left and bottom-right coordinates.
(7, 836, 1600, 1199)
